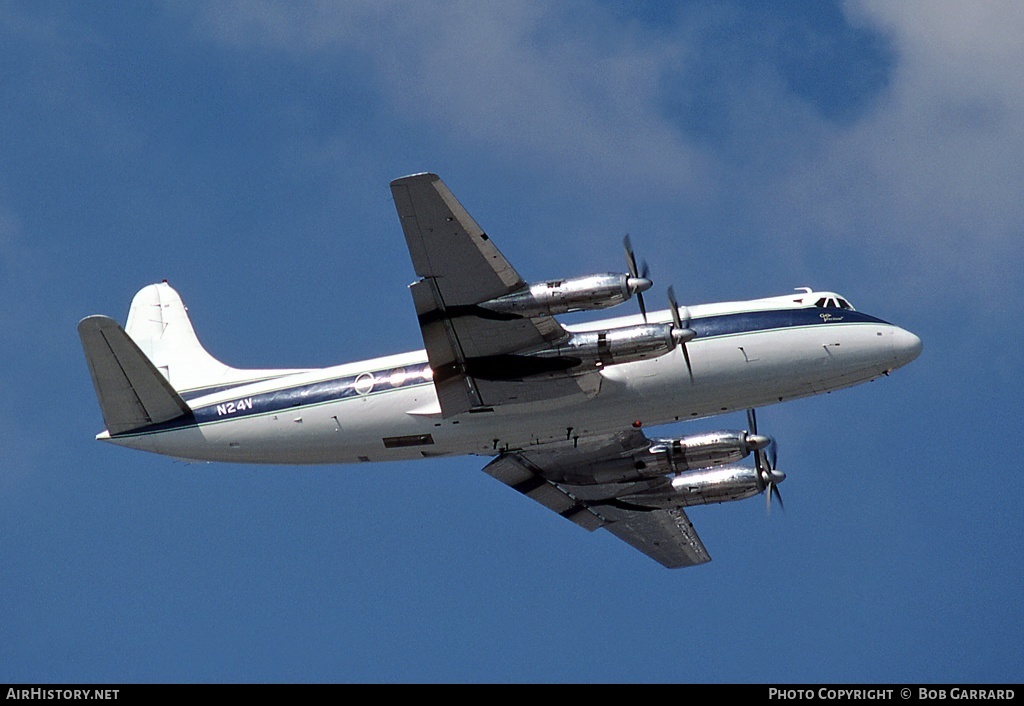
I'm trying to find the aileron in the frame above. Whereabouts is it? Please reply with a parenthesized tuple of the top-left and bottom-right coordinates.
(604, 508, 711, 569)
(483, 454, 607, 532)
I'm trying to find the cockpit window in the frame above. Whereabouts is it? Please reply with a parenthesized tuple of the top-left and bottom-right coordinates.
(814, 296, 855, 310)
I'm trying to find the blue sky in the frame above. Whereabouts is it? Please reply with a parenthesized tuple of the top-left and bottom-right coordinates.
(2, 0, 1021, 683)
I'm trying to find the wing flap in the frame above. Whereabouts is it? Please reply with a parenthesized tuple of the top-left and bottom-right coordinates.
(483, 454, 607, 532)
(409, 278, 485, 413)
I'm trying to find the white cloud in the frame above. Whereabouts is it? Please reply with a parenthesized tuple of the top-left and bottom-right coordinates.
(183, 1, 710, 196)
(763, 1, 1024, 305)
(180, 1, 1024, 307)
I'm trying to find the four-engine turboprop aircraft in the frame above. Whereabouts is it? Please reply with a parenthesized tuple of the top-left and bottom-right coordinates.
(79, 173, 922, 568)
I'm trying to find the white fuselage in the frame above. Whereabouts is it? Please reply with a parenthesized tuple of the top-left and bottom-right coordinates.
(102, 293, 922, 465)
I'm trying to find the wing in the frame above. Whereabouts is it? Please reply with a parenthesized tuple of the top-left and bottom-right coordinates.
(390, 173, 600, 416)
(482, 430, 712, 569)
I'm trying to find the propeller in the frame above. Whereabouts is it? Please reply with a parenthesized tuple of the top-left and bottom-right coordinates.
(623, 235, 653, 322)
(667, 286, 696, 383)
(746, 408, 786, 514)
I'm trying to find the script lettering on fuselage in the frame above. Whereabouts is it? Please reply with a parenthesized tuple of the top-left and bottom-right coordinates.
(216, 398, 254, 416)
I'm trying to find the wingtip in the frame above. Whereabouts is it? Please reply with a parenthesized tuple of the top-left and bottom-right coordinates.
(390, 172, 440, 188)
(77, 314, 118, 337)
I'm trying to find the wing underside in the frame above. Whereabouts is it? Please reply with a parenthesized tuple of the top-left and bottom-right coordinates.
(601, 508, 711, 569)
(482, 433, 712, 569)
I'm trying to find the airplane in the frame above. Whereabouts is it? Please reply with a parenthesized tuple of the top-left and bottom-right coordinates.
(78, 172, 922, 568)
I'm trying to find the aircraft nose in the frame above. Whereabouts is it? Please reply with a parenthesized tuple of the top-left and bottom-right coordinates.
(891, 327, 923, 368)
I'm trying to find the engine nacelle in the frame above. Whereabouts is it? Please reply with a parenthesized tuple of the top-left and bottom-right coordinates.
(546, 429, 771, 485)
(621, 465, 766, 509)
(543, 323, 678, 368)
(478, 273, 651, 317)
(647, 430, 770, 472)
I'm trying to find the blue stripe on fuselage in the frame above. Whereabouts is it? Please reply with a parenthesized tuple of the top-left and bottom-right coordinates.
(692, 306, 887, 339)
(189, 363, 436, 425)
(110, 363, 435, 438)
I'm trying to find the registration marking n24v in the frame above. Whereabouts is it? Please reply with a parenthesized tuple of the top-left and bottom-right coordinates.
(216, 398, 253, 416)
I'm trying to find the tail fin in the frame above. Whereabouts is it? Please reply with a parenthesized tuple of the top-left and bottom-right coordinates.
(78, 315, 192, 435)
(123, 282, 241, 394)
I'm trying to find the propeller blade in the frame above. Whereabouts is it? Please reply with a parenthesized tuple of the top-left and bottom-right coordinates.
(623, 234, 639, 278)
(680, 342, 694, 383)
(747, 408, 784, 509)
(753, 449, 766, 492)
(668, 287, 694, 382)
(624, 235, 651, 322)
(766, 478, 785, 516)
(772, 483, 785, 513)
(636, 290, 648, 322)
(667, 286, 682, 329)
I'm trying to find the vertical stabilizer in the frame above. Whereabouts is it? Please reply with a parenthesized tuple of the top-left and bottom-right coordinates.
(124, 282, 237, 394)
(122, 282, 304, 395)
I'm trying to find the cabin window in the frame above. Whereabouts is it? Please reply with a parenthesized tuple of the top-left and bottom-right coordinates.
(354, 372, 375, 395)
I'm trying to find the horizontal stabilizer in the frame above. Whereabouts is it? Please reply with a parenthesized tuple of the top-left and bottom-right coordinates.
(78, 315, 192, 435)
